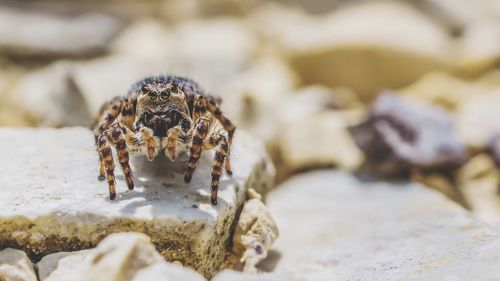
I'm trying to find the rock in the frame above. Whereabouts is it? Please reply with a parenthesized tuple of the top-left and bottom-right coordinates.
(261, 170, 500, 280)
(455, 19, 500, 74)
(7, 61, 92, 127)
(398, 71, 477, 111)
(457, 154, 500, 228)
(222, 55, 298, 145)
(37, 233, 206, 281)
(0, 248, 37, 281)
(279, 111, 363, 174)
(37, 250, 91, 281)
(0, 7, 122, 58)
(350, 93, 467, 178)
(253, 1, 452, 100)
(230, 189, 279, 273)
(456, 90, 500, 150)
(0, 127, 274, 278)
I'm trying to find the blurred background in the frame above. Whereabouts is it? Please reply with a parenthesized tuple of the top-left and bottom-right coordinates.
(1, 0, 500, 228)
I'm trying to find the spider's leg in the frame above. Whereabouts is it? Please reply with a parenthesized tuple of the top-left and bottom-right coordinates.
(205, 132, 229, 205)
(93, 97, 123, 181)
(109, 125, 134, 190)
(97, 133, 117, 200)
(192, 94, 207, 121)
(121, 97, 136, 129)
(164, 125, 182, 161)
(184, 117, 210, 183)
(205, 96, 235, 175)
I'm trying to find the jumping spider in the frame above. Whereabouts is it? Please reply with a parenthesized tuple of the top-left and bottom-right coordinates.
(92, 75, 235, 205)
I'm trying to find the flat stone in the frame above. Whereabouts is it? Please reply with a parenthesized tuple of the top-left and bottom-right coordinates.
(8, 61, 92, 127)
(0, 127, 274, 278)
(252, 1, 452, 100)
(0, 248, 37, 281)
(0, 7, 122, 58)
(260, 171, 500, 280)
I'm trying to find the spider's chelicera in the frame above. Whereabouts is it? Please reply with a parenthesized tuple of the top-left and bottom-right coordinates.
(92, 75, 235, 205)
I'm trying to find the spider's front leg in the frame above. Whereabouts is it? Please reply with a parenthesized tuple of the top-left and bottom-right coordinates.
(97, 133, 118, 200)
(109, 125, 134, 191)
(204, 132, 229, 205)
(163, 125, 183, 161)
(184, 117, 210, 184)
(97, 123, 137, 200)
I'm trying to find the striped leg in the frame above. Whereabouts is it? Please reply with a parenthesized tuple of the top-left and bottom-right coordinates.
(192, 95, 207, 121)
(121, 97, 136, 129)
(97, 134, 117, 200)
(205, 96, 236, 175)
(93, 97, 123, 181)
(208, 134, 229, 205)
(184, 117, 210, 184)
(109, 126, 134, 190)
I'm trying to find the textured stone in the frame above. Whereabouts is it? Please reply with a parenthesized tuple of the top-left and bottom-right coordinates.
(262, 171, 500, 280)
(279, 111, 363, 174)
(0, 127, 274, 278)
(37, 233, 206, 281)
(350, 93, 467, 178)
(230, 190, 279, 273)
(0, 248, 37, 281)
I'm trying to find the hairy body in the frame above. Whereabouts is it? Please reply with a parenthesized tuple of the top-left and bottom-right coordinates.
(92, 75, 236, 205)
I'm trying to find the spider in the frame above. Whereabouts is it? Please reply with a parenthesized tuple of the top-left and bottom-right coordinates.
(92, 75, 235, 205)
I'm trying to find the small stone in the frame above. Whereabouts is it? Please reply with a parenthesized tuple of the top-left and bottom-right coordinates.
(0, 127, 274, 278)
(398, 71, 477, 111)
(231, 192, 279, 273)
(37, 233, 206, 281)
(279, 111, 364, 174)
(7, 61, 92, 127)
(0, 248, 37, 281)
(37, 250, 91, 281)
(350, 93, 467, 178)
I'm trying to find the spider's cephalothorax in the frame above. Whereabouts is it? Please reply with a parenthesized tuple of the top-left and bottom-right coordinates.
(92, 75, 236, 205)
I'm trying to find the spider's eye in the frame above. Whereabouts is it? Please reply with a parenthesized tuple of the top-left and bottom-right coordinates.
(160, 90, 170, 99)
(148, 91, 157, 101)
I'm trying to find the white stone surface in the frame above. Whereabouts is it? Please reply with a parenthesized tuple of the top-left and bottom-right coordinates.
(260, 171, 500, 280)
(0, 127, 274, 278)
(0, 248, 37, 281)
